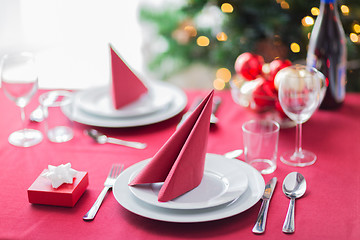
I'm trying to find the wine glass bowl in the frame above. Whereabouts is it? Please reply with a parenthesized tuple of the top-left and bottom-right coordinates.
(276, 64, 326, 166)
(1, 52, 43, 147)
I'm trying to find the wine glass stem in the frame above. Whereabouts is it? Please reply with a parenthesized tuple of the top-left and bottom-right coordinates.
(20, 106, 27, 133)
(295, 123, 303, 154)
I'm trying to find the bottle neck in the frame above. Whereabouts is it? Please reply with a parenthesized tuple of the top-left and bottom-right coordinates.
(320, 0, 339, 15)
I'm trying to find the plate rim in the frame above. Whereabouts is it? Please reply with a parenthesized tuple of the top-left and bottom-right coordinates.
(63, 81, 187, 128)
(128, 157, 249, 210)
(113, 153, 265, 223)
(76, 83, 173, 118)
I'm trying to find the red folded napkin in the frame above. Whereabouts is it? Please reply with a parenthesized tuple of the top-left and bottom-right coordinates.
(110, 45, 148, 109)
(129, 90, 214, 202)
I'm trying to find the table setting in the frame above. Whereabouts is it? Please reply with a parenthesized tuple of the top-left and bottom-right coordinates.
(0, 46, 359, 240)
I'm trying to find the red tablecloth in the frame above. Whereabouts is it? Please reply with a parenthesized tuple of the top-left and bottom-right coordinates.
(0, 89, 359, 239)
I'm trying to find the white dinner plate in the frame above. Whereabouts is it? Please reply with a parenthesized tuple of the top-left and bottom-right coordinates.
(63, 81, 187, 128)
(113, 153, 265, 223)
(76, 83, 173, 118)
(128, 156, 249, 210)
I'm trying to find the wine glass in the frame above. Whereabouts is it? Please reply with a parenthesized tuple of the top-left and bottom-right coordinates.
(1, 52, 43, 147)
(276, 64, 326, 166)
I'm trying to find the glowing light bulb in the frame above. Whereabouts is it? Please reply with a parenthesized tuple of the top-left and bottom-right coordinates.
(216, 32, 228, 41)
(353, 24, 360, 34)
(216, 68, 232, 82)
(350, 33, 359, 43)
(301, 16, 314, 27)
(197, 36, 210, 47)
(184, 25, 197, 37)
(281, 1, 290, 9)
(311, 7, 320, 16)
(213, 78, 226, 90)
(221, 3, 233, 13)
(290, 43, 300, 53)
(341, 5, 349, 16)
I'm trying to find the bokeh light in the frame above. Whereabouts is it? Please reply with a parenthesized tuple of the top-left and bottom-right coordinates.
(341, 5, 349, 16)
(213, 78, 226, 90)
(216, 68, 232, 82)
(350, 33, 359, 43)
(197, 36, 210, 47)
(311, 7, 320, 16)
(280, 1, 290, 9)
(353, 23, 360, 34)
(301, 16, 314, 27)
(221, 3, 234, 13)
(290, 42, 300, 53)
(216, 32, 228, 41)
(184, 25, 197, 37)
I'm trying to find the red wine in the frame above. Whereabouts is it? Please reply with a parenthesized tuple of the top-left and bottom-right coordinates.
(307, 0, 347, 109)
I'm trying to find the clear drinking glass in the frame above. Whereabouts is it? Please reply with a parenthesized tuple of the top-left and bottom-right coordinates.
(39, 90, 74, 143)
(276, 64, 326, 166)
(242, 119, 280, 174)
(1, 52, 43, 147)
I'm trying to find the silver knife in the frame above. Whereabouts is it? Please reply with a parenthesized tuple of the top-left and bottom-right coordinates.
(176, 96, 221, 129)
(252, 177, 277, 234)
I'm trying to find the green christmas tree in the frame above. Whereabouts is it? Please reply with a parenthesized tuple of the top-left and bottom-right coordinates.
(140, 0, 360, 91)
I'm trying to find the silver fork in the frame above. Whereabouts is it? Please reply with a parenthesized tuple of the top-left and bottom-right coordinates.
(83, 164, 124, 221)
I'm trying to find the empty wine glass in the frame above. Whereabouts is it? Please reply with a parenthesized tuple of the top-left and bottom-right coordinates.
(276, 64, 326, 166)
(1, 52, 43, 147)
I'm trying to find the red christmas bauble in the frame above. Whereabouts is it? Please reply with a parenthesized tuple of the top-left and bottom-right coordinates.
(234, 53, 264, 80)
(269, 59, 292, 88)
(252, 78, 277, 108)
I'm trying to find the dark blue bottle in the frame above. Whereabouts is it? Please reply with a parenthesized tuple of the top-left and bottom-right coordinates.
(307, 0, 347, 109)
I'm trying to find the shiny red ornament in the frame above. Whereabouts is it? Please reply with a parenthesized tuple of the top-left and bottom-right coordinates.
(269, 59, 292, 83)
(252, 78, 277, 108)
(234, 53, 264, 80)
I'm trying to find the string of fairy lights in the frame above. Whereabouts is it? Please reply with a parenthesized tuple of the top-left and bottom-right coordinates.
(177, 1, 359, 90)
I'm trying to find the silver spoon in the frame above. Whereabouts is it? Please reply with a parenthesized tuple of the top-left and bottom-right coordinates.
(85, 129, 147, 149)
(30, 91, 59, 122)
(282, 172, 307, 233)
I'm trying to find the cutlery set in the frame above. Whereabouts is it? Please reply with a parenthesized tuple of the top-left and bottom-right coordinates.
(253, 172, 306, 234)
(31, 94, 307, 229)
(84, 161, 306, 234)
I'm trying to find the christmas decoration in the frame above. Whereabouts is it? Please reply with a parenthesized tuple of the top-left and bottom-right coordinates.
(230, 51, 294, 127)
(234, 53, 264, 80)
(140, 0, 360, 91)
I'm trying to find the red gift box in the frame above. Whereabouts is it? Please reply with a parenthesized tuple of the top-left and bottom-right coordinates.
(28, 170, 89, 207)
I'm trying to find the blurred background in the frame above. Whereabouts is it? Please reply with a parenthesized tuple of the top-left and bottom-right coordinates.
(0, 0, 359, 90)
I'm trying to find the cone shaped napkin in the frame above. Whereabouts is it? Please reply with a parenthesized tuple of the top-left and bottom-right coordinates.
(110, 45, 148, 109)
(129, 90, 214, 202)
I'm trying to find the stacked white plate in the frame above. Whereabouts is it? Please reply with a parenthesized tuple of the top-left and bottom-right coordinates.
(63, 81, 187, 128)
(113, 153, 265, 223)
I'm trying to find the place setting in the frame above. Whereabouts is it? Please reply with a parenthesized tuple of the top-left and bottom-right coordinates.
(111, 64, 325, 228)
(63, 45, 187, 128)
(112, 91, 265, 223)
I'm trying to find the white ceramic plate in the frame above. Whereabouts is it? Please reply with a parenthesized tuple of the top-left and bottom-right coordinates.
(113, 153, 265, 223)
(63, 81, 187, 128)
(128, 156, 249, 210)
(76, 83, 173, 118)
